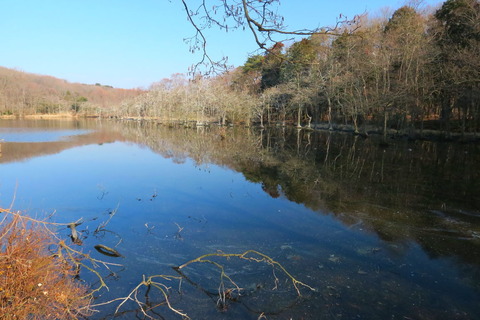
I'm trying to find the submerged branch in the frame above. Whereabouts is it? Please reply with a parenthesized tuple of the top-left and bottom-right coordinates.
(111, 274, 189, 319)
(176, 249, 316, 295)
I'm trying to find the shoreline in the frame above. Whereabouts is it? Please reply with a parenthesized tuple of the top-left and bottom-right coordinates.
(1, 114, 479, 143)
(0, 113, 79, 120)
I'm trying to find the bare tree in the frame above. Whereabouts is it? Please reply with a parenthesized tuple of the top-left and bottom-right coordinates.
(180, 0, 360, 75)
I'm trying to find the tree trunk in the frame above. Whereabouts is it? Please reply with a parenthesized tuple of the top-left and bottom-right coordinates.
(297, 106, 302, 128)
(327, 97, 333, 130)
(383, 109, 388, 141)
(306, 112, 312, 128)
(352, 114, 359, 134)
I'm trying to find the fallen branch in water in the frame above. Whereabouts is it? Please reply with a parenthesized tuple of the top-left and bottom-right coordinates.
(118, 274, 187, 319)
(108, 250, 316, 318)
(95, 204, 119, 233)
(92, 274, 188, 320)
(94, 244, 123, 258)
(68, 220, 83, 245)
(175, 250, 316, 296)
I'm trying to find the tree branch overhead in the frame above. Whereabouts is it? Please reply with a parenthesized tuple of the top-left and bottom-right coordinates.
(180, 0, 360, 75)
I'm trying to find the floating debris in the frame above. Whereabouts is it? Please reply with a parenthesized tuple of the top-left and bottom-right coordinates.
(328, 254, 340, 263)
(94, 244, 123, 258)
(68, 222, 83, 245)
(286, 254, 302, 261)
(356, 248, 369, 255)
(356, 247, 382, 255)
(150, 189, 158, 201)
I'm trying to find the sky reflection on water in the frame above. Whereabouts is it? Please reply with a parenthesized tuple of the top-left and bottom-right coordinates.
(0, 120, 479, 319)
(0, 127, 91, 142)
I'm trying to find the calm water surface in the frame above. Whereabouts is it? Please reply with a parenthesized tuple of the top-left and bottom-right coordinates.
(0, 119, 479, 319)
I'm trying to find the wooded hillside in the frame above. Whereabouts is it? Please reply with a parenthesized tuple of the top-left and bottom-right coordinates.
(0, 66, 143, 116)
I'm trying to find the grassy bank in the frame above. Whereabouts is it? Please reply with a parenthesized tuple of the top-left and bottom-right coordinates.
(0, 208, 93, 319)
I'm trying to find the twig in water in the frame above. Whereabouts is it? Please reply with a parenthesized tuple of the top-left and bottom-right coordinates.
(108, 274, 189, 320)
(145, 222, 155, 233)
(174, 222, 184, 240)
(68, 220, 84, 245)
(95, 204, 119, 233)
(150, 189, 158, 201)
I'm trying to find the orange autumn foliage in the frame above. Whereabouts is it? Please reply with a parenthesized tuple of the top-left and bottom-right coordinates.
(0, 210, 92, 319)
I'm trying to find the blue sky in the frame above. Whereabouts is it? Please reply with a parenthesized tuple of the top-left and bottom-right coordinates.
(0, 0, 442, 89)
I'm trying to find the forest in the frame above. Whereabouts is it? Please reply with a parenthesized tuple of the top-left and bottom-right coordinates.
(1, 0, 479, 139)
(0, 66, 143, 116)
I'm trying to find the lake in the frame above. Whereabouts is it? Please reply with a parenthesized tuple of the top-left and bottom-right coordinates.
(1, 119, 479, 319)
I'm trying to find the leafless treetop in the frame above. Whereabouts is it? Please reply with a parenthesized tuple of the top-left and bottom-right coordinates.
(180, 0, 360, 75)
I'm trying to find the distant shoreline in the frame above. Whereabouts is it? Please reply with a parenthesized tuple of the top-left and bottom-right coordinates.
(1, 115, 479, 143)
(0, 113, 79, 120)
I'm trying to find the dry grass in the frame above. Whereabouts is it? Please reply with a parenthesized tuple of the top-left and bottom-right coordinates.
(0, 211, 92, 319)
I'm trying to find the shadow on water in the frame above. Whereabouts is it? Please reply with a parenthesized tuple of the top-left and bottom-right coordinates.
(116, 121, 480, 260)
(1, 119, 479, 319)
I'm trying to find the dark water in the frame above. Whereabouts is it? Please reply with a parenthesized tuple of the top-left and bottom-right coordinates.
(1, 119, 479, 319)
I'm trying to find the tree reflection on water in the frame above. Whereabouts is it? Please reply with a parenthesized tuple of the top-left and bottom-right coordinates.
(117, 122, 480, 263)
(1, 119, 479, 319)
